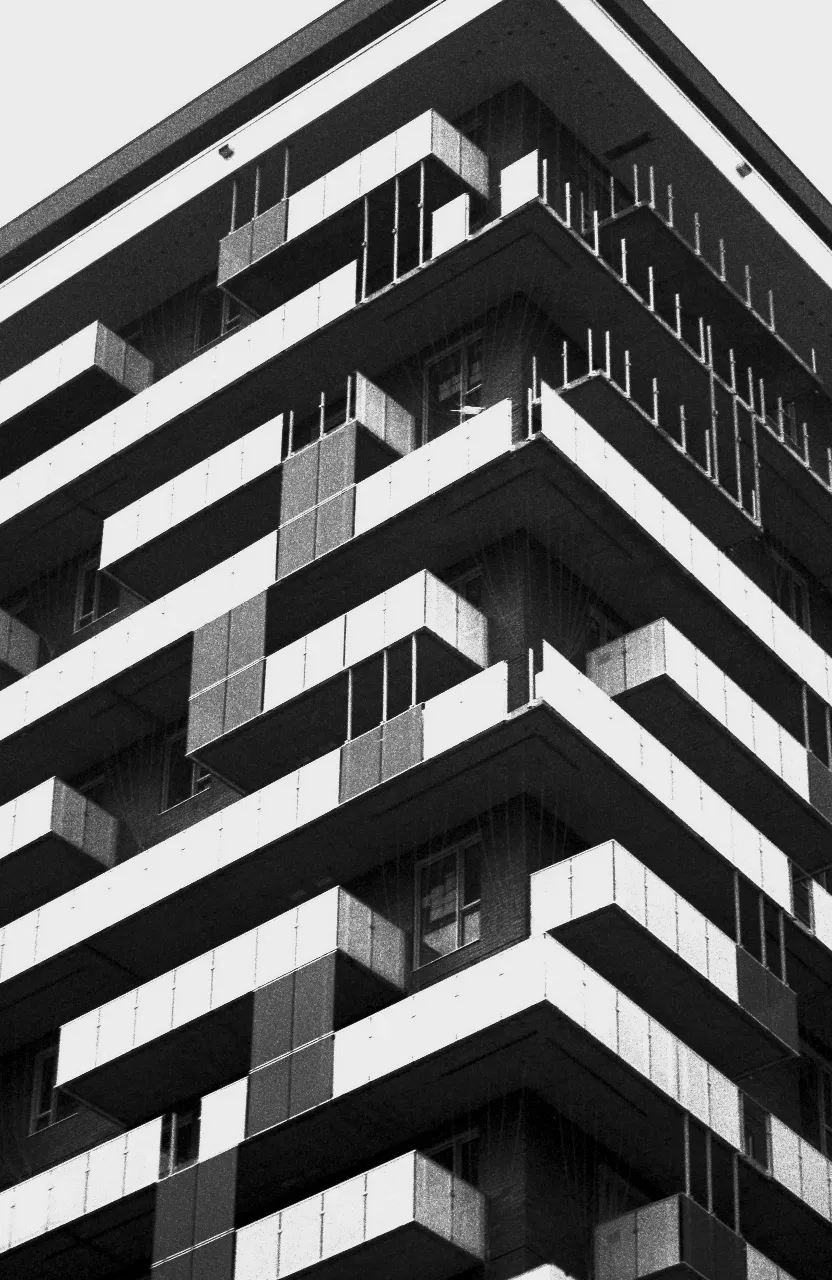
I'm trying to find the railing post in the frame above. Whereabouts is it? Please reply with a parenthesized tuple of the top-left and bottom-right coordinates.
(253, 163, 261, 220)
(229, 177, 238, 234)
(676, 294, 682, 341)
(679, 404, 687, 453)
(632, 164, 639, 206)
(565, 182, 572, 229)
(745, 264, 753, 308)
(625, 350, 631, 398)
(542, 157, 549, 206)
(719, 238, 726, 281)
(587, 328, 594, 374)
(648, 265, 655, 312)
(620, 237, 628, 284)
(707, 326, 719, 485)
(649, 165, 656, 210)
(768, 289, 776, 332)
(667, 184, 674, 227)
(593, 208, 600, 256)
(562, 339, 569, 387)
(605, 331, 611, 379)
(694, 211, 701, 256)
(652, 378, 659, 424)
(732, 394, 743, 509)
(418, 160, 426, 266)
(610, 173, 616, 218)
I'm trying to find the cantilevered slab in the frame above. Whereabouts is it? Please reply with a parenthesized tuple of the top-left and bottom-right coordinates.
(235, 1151, 485, 1280)
(57, 888, 404, 1126)
(189, 570, 487, 791)
(100, 374, 414, 600)
(588, 619, 832, 873)
(0, 320, 152, 476)
(0, 607, 40, 689)
(533, 842, 798, 1077)
(595, 1194, 748, 1280)
(0, 777, 117, 925)
(560, 373, 753, 550)
(219, 109, 489, 314)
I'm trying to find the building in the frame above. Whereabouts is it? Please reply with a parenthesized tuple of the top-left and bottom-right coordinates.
(1, 1, 832, 1277)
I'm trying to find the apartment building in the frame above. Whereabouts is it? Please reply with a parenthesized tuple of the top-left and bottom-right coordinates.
(1, 1, 832, 1277)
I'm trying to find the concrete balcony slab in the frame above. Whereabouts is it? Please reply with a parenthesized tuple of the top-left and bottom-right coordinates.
(57, 888, 404, 1127)
(533, 843, 798, 1078)
(0, 321, 152, 478)
(0, 777, 117, 926)
(235, 1151, 485, 1280)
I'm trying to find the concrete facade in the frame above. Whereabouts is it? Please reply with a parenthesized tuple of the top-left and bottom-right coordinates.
(0, 4, 830, 1279)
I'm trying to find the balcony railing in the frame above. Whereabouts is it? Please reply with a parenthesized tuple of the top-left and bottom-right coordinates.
(0, 776, 117, 925)
(57, 886, 404, 1125)
(587, 618, 832, 874)
(219, 109, 489, 315)
(235, 1150, 486, 1280)
(532, 841, 798, 1074)
(187, 569, 488, 791)
(99, 372, 414, 599)
(0, 320, 153, 478)
(0, 606, 39, 688)
(595, 1195, 753, 1280)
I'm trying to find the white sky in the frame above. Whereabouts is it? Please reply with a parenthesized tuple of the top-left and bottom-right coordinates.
(0, 0, 828, 231)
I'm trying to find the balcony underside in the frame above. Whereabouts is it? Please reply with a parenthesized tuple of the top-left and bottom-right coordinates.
(615, 675, 832, 874)
(64, 953, 395, 1127)
(599, 204, 818, 397)
(0, 1186, 155, 1280)
(271, 1222, 479, 1280)
(0, 636, 190, 806)
(1, 666, 765, 1052)
(0, 831, 111, 928)
(559, 374, 753, 550)
(551, 905, 794, 1077)
(1, 364, 146, 482)
(6, 191, 813, 600)
(193, 633, 477, 792)
(106, 425, 397, 601)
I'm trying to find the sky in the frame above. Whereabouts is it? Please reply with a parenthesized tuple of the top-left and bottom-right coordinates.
(0, 0, 828, 232)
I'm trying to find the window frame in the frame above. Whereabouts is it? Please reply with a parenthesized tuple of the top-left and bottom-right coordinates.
(74, 555, 121, 632)
(29, 1045, 78, 1134)
(414, 836, 482, 969)
(161, 728, 212, 812)
(193, 285, 251, 354)
(422, 330, 484, 443)
(768, 546, 811, 635)
(425, 1127, 480, 1184)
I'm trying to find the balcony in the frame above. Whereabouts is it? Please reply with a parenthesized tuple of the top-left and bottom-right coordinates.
(0, 1118, 161, 1280)
(235, 1150, 486, 1280)
(237, 933, 832, 1280)
(0, 607, 39, 688)
(56, 887, 404, 1126)
(595, 1195, 747, 1280)
(188, 570, 487, 791)
(100, 373, 415, 600)
(0, 321, 153, 478)
(532, 842, 798, 1077)
(218, 109, 489, 315)
(588, 619, 832, 873)
(0, 777, 117, 925)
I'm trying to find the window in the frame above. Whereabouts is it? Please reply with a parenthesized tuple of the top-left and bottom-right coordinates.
(416, 840, 481, 967)
(769, 548, 811, 634)
(586, 603, 623, 652)
(451, 567, 484, 610)
(194, 287, 245, 351)
(742, 1096, 769, 1169)
(75, 557, 121, 631)
(427, 1130, 480, 1184)
(162, 730, 212, 811)
(819, 1067, 832, 1157)
(159, 1100, 201, 1177)
(30, 1046, 77, 1133)
(423, 334, 484, 441)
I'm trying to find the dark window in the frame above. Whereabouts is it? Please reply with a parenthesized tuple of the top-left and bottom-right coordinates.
(194, 288, 245, 352)
(75, 557, 120, 631)
(162, 730, 212, 811)
(427, 1131, 480, 1184)
(30, 1046, 77, 1133)
(159, 1099, 201, 1177)
(742, 1096, 769, 1169)
(416, 841, 481, 967)
(424, 335, 484, 441)
(769, 548, 811, 634)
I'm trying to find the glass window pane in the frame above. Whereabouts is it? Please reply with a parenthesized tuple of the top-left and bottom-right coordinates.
(96, 571, 121, 619)
(164, 735, 194, 809)
(419, 853, 458, 964)
(462, 906, 481, 946)
(78, 563, 97, 624)
(463, 846, 481, 906)
(196, 290, 224, 349)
